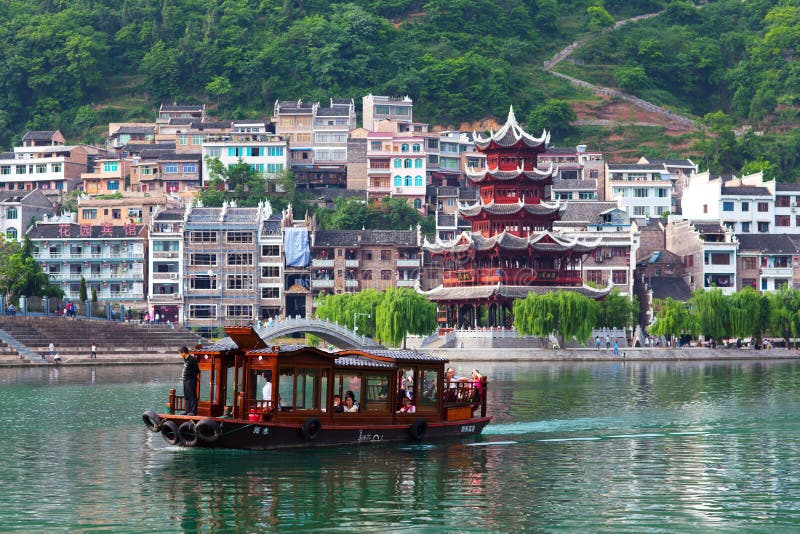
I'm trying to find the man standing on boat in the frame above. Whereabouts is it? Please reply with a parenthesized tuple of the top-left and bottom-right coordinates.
(180, 346, 199, 416)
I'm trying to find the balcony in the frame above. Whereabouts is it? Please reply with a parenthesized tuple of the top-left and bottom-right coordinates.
(152, 250, 180, 259)
(152, 272, 181, 280)
(397, 258, 420, 268)
(311, 259, 334, 268)
(442, 268, 583, 287)
(397, 279, 416, 287)
(344, 279, 359, 288)
(761, 267, 792, 277)
(150, 292, 182, 303)
(311, 279, 335, 288)
(345, 259, 359, 268)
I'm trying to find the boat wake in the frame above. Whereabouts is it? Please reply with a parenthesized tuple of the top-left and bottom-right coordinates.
(483, 416, 624, 436)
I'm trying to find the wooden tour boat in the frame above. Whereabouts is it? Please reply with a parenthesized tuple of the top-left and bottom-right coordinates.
(142, 327, 491, 450)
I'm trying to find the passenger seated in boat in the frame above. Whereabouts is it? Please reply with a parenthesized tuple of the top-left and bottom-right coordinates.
(343, 395, 358, 413)
(332, 395, 344, 413)
(396, 396, 415, 414)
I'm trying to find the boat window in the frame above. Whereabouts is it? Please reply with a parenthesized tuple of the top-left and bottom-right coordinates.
(279, 367, 327, 411)
(397, 368, 415, 403)
(334, 373, 362, 405)
(419, 368, 439, 411)
(364, 374, 389, 412)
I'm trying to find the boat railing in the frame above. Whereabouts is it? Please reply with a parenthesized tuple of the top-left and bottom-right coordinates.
(167, 388, 184, 414)
(245, 399, 277, 421)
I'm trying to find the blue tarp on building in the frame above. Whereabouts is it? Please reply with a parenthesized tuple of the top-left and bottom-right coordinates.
(284, 227, 310, 267)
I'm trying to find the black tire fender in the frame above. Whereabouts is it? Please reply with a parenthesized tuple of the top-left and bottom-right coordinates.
(161, 420, 180, 446)
(300, 417, 322, 441)
(178, 421, 199, 447)
(195, 419, 221, 443)
(142, 410, 161, 432)
(409, 418, 428, 440)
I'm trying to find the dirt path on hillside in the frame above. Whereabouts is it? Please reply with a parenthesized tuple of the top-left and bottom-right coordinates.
(543, 11, 703, 133)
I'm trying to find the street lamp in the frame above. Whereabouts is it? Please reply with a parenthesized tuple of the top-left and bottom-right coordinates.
(353, 312, 370, 333)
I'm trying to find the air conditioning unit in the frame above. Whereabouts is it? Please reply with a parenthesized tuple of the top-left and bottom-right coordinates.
(395, 187, 404, 194)
(166, 252, 175, 258)
(169, 273, 178, 280)
(596, 256, 603, 263)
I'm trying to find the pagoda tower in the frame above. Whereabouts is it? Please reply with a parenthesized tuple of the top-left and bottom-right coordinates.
(422, 107, 608, 328)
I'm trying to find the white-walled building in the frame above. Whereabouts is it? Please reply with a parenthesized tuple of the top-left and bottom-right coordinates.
(201, 123, 288, 186)
(605, 162, 672, 218)
(148, 208, 184, 324)
(365, 132, 427, 211)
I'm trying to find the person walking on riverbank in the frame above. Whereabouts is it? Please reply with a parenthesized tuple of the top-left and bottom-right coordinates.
(49, 342, 55, 358)
(90, 343, 97, 359)
(613, 340, 619, 357)
(180, 346, 199, 416)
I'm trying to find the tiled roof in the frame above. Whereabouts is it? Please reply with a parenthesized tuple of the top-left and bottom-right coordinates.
(139, 149, 178, 160)
(649, 277, 692, 301)
(314, 230, 417, 247)
(154, 209, 184, 221)
(736, 234, 800, 253)
(424, 284, 611, 301)
(543, 147, 577, 154)
(331, 98, 353, 106)
(316, 107, 351, 117)
(607, 163, 666, 171)
(191, 120, 233, 129)
(314, 189, 366, 202)
(28, 223, 144, 239)
(437, 186, 458, 196)
(166, 118, 193, 125)
(552, 178, 597, 190)
(646, 158, 694, 167)
(121, 142, 175, 153)
(185, 207, 261, 225)
(691, 221, 726, 234)
(720, 186, 771, 196)
(160, 105, 204, 112)
(158, 152, 201, 162)
(437, 213, 455, 227)
(0, 151, 13, 159)
(775, 182, 800, 192)
(113, 126, 154, 135)
(335, 355, 395, 369)
(558, 201, 619, 223)
(202, 337, 238, 351)
(637, 250, 682, 265)
(22, 130, 57, 141)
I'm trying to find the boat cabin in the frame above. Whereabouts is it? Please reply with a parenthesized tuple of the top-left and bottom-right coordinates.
(166, 327, 486, 425)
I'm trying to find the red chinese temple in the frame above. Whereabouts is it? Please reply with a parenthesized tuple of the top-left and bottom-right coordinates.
(423, 107, 608, 328)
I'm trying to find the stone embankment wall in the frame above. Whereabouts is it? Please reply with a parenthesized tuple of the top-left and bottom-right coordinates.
(430, 347, 798, 362)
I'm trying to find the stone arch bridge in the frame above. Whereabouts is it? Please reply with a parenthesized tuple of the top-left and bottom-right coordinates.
(254, 317, 382, 350)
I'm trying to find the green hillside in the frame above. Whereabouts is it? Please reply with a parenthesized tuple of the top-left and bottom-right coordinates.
(1, 0, 798, 178)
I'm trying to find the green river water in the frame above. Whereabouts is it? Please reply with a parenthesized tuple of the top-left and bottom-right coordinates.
(2, 359, 800, 532)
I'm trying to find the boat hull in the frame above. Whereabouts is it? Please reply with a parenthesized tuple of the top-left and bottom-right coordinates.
(150, 415, 492, 451)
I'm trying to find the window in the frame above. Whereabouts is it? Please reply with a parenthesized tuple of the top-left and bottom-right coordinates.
(227, 253, 253, 265)
(362, 270, 372, 280)
(207, 148, 221, 158)
(103, 161, 119, 172)
(412, 144, 421, 152)
(82, 209, 97, 219)
(266, 163, 283, 173)
(706, 253, 730, 265)
(188, 304, 216, 318)
(414, 176, 423, 187)
(633, 206, 648, 216)
(164, 164, 178, 173)
(182, 164, 197, 173)
(227, 274, 253, 290)
(261, 287, 279, 299)
(612, 270, 627, 285)
(267, 146, 283, 157)
(740, 201, 749, 212)
(248, 147, 263, 157)
(393, 159, 402, 169)
(262, 245, 279, 257)
(140, 167, 152, 175)
(6, 208, 17, 220)
(722, 201, 734, 212)
(741, 222, 751, 233)
(227, 231, 253, 243)
(415, 159, 423, 168)
(36, 164, 47, 173)
(413, 198, 422, 209)
(776, 215, 790, 227)
(16, 165, 25, 174)
(228, 147, 243, 157)
(112, 209, 121, 219)
(6, 228, 17, 240)
(401, 144, 409, 152)
(107, 180, 119, 191)
(190, 276, 216, 290)
(703, 204, 708, 214)
(362, 250, 373, 261)
(634, 188, 648, 198)
(227, 305, 253, 317)
(51, 163, 61, 173)
(742, 278, 757, 289)
(261, 266, 280, 278)
(741, 256, 756, 269)
(579, 192, 596, 200)
(374, 105, 390, 115)
(758, 202, 769, 212)
(381, 250, 391, 261)
(758, 222, 770, 232)
(0, 166, 10, 175)
(179, 135, 188, 145)
(776, 196, 791, 207)
(191, 253, 217, 266)
(190, 231, 217, 243)
(394, 176, 402, 186)
(404, 159, 412, 169)
(405, 176, 412, 187)
(192, 135, 204, 145)
(381, 270, 392, 280)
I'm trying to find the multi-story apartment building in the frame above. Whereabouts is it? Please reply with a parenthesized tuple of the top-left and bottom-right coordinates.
(155, 120, 232, 153)
(543, 145, 604, 201)
(666, 218, 738, 295)
(156, 104, 206, 124)
(201, 125, 288, 187)
(0, 189, 53, 241)
(132, 150, 202, 195)
(605, 162, 672, 218)
(28, 219, 146, 304)
(0, 131, 103, 192)
(107, 125, 155, 149)
(308, 229, 422, 303)
(148, 208, 184, 324)
(365, 132, 427, 210)
(77, 193, 177, 227)
(362, 94, 413, 131)
(182, 203, 266, 333)
(637, 157, 696, 213)
(554, 202, 640, 297)
(257, 213, 284, 321)
(81, 158, 129, 195)
(736, 234, 800, 292)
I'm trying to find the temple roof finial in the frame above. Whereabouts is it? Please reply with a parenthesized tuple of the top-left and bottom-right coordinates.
(507, 105, 517, 126)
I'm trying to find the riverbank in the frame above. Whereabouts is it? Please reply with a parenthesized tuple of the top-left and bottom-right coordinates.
(1, 346, 797, 366)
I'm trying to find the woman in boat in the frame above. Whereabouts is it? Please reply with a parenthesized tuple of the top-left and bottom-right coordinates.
(343, 395, 358, 413)
(396, 396, 415, 414)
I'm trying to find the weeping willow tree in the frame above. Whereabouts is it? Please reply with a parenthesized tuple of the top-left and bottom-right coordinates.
(767, 287, 800, 347)
(513, 291, 598, 346)
(375, 288, 437, 348)
(649, 297, 695, 340)
(690, 288, 729, 341)
(728, 287, 767, 339)
(314, 289, 383, 338)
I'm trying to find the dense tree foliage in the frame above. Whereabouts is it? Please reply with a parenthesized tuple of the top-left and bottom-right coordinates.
(0, 237, 63, 302)
(649, 297, 696, 340)
(596, 290, 639, 329)
(315, 197, 434, 233)
(513, 291, 598, 346)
